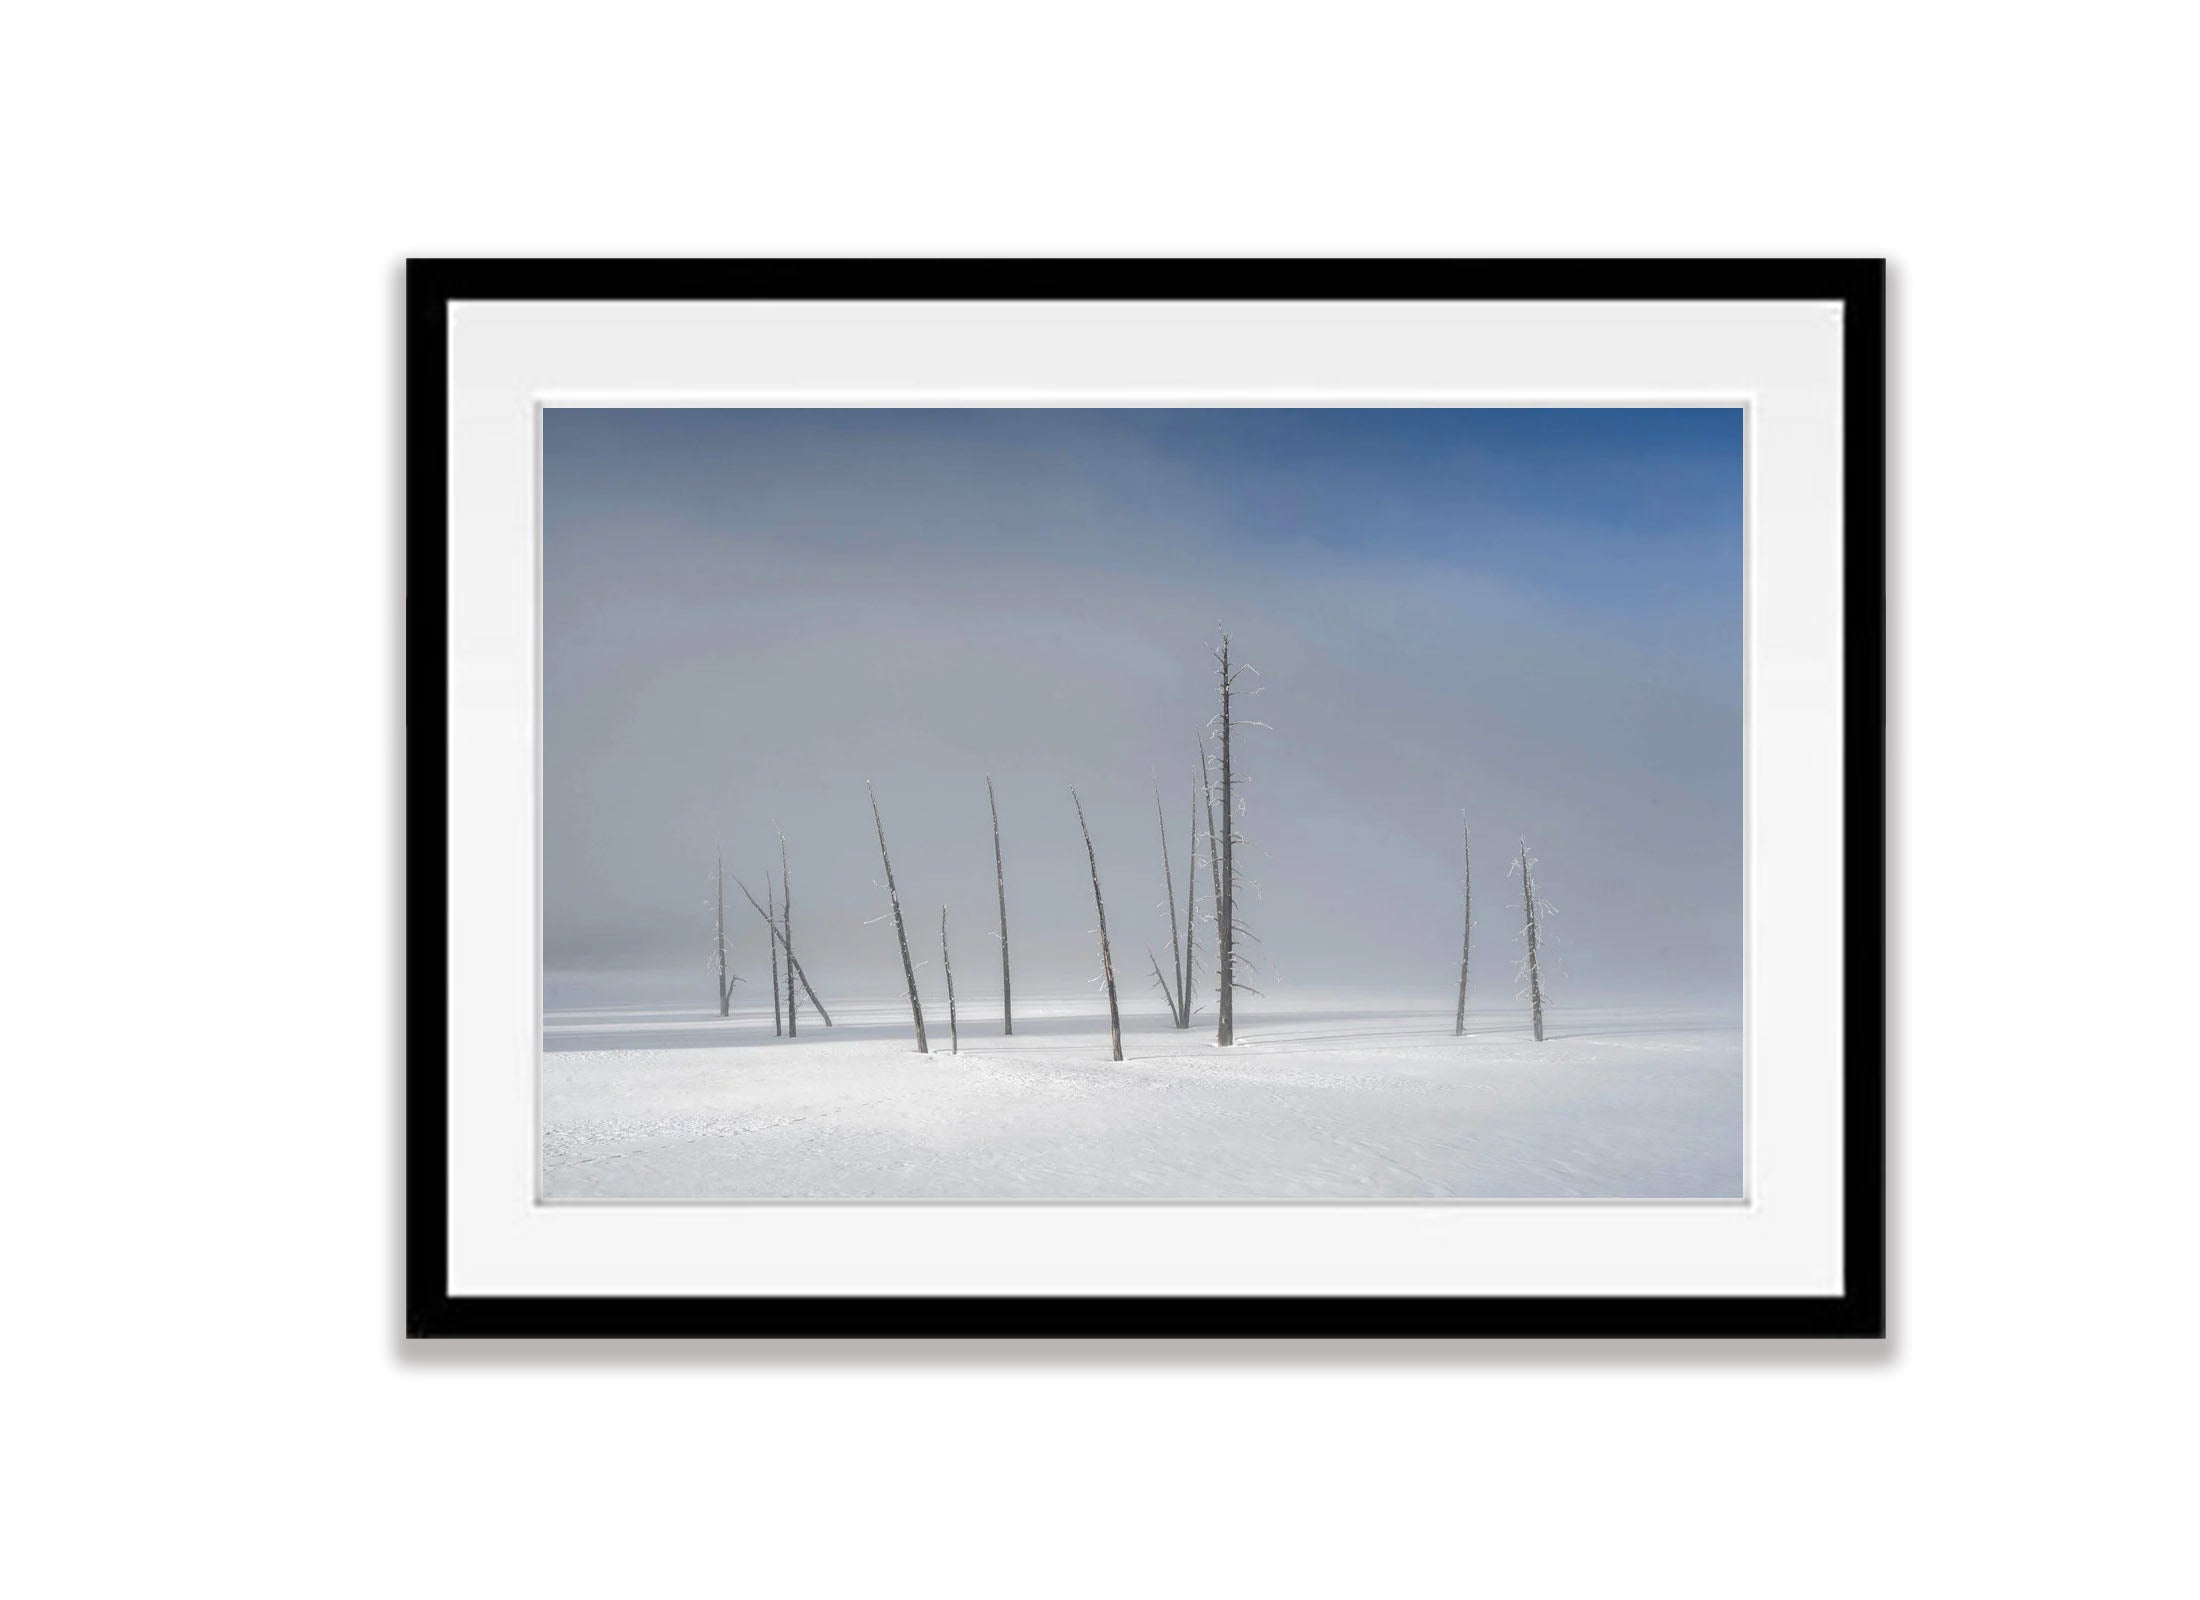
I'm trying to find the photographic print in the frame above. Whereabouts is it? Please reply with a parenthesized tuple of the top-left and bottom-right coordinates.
(542, 404, 1745, 1202)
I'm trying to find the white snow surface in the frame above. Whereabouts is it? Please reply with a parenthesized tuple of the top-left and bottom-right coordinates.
(542, 992, 1741, 1201)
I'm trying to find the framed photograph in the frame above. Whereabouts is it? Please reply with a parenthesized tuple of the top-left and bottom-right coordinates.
(407, 259, 1884, 1338)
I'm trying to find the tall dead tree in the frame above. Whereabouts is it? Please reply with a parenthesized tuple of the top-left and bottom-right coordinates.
(766, 871, 783, 1036)
(1071, 788, 1123, 1062)
(1516, 837, 1547, 1043)
(1453, 818, 1471, 1036)
(868, 781, 928, 1053)
(778, 827, 797, 1038)
(1154, 789, 1187, 1027)
(1210, 632, 1264, 1046)
(939, 907, 959, 1055)
(713, 854, 740, 1018)
(1200, 742, 1221, 977)
(731, 874, 834, 1025)
(988, 776, 1012, 1036)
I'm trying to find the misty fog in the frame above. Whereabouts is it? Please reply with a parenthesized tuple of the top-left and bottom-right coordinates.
(543, 407, 1742, 1014)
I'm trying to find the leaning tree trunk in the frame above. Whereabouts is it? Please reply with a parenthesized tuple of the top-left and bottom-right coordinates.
(1072, 789, 1123, 1062)
(1519, 837, 1545, 1043)
(767, 871, 783, 1036)
(1216, 637, 1235, 1047)
(1453, 819, 1471, 1036)
(779, 829, 797, 1038)
(988, 775, 1012, 1036)
(1147, 947, 1177, 1021)
(868, 781, 928, 1053)
(714, 854, 733, 1018)
(1155, 789, 1186, 1026)
(940, 907, 959, 1055)
(732, 875, 833, 1024)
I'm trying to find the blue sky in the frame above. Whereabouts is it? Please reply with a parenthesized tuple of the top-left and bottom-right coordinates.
(546, 405, 1741, 611)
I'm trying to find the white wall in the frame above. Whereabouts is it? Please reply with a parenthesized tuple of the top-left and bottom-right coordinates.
(8, 4, 2191, 1595)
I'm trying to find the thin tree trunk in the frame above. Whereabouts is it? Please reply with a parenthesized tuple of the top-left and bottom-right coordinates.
(988, 776, 1012, 1036)
(714, 854, 733, 1018)
(1147, 948, 1177, 1021)
(1072, 789, 1123, 1062)
(1156, 789, 1186, 1027)
(731, 875, 833, 1024)
(1182, 783, 1201, 1023)
(1217, 637, 1235, 1048)
(1453, 819, 1471, 1036)
(779, 828, 796, 1038)
(940, 907, 959, 1055)
(868, 781, 928, 1053)
(767, 871, 783, 1037)
(1200, 741, 1221, 976)
(1519, 838, 1545, 1043)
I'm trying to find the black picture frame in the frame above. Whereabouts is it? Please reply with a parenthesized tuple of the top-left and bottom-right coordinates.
(406, 258, 1885, 1340)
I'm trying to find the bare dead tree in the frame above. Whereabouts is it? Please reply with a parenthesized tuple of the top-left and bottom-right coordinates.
(778, 826, 797, 1038)
(1515, 837, 1547, 1043)
(1071, 788, 1123, 1062)
(868, 781, 928, 1053)
(1210, 632, 1266, 1046)
(1154, 789, 1187, 1026)
(1453, 816, 1471, 1036)
(1200, 741, 1221, 976)
(939, 907, 959, 1055)
(1181, 782, 1202, 1023)
(713, 854, 741, 1018)
(766, 870, 783, 1036)
(731, 874, 834, 1025)
(988, 775, 1012, 1036)
(1216, 639, 1236, 1045)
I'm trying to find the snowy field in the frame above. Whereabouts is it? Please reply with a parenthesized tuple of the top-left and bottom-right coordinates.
(542, 993, 1742, 1201)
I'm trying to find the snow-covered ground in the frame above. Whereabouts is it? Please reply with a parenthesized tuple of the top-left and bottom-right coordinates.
(542, 992, 1741, 1200)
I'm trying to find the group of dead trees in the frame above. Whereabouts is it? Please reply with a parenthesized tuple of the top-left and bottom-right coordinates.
(713, 626, 1551, 1058)
(863, 635, 1255, 1063)
(708, 830, 834, 1037)
(1450, 822, 1552, 1043)
(1075, 630, 1261, 1059)
(1134, 632, 1259, 1048)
